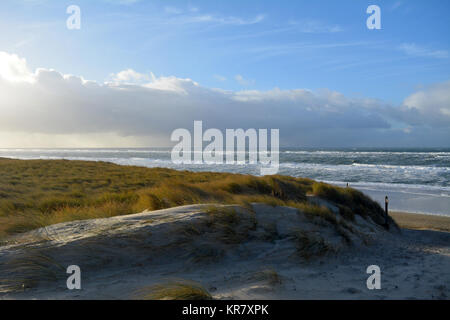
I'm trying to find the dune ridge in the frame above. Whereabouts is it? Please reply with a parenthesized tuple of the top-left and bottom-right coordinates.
(5, 199, 441, 300)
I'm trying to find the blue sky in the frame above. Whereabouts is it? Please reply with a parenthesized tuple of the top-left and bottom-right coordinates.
(0, 0, 449, 147)
(1, 0, 449, 103)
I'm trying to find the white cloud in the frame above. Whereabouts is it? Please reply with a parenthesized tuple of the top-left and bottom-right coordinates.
(399, 43, 448, 59)
(0, 52, 34, 83)
(288, 19, 343, 33)
(187, 14, 265, 26)
(235, 74, 254, 86)
(397, 81, 450, 127)
(0, 51, 449, 148)
(103, 0, 142, 5)
(143, 75, 199, 93)
(214, 75, 227, 82)
(110, 69, 152, 84)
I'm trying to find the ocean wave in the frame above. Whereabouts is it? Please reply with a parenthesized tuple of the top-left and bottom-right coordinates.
(2, 148, 449, 155)
(350, 162, 449, 171)
(280, 161, 449, 173)
(283, 150, 450, 156)
(0, 148, 172, 154)
(322, 180, 450, 196)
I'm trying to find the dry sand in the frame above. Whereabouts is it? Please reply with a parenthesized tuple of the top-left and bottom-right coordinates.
(0, 204, 448, 300)
(391, 211, 450, 233)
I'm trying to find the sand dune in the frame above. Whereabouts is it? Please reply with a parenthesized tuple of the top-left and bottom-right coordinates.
(0, 202, 448, 300)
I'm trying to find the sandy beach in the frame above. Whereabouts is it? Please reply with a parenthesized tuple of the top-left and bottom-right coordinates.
(391, 212, 450, 233)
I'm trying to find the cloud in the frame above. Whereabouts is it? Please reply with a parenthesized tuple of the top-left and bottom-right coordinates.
(110, 69, 152, 84)
(214, 75, 227, 82)
(288, 19, 343, 33)
(0, 51, 449, 148)
(244, 41, 372, 60)
(103, 0, 142, 5)
(235, 74, 254, 86)
(399, 43, 449, 59)
(0, 52, 34, 83)
(186, 14, 265, 26)
(137, 10, 266, 32)
(393, 81, 450, 127)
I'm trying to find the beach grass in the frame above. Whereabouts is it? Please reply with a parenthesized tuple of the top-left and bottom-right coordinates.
(0, 243, 66, 292)
(133, 279, 213, 300)
(249, 268, 282, 286)
(0, 158, 388, 240)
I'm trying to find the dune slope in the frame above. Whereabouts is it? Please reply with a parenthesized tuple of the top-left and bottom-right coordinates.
(3, 200, 448, 300)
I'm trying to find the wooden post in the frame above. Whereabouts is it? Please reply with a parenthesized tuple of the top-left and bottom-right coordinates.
(384, 196, 389, 228)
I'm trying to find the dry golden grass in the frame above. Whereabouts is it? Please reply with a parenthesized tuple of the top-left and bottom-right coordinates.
(203, 206, 257, 244)
(311, 182, 385, 224)
(0, 158, 387, 241)
(286, 201, 338, 225)
(294, 230, 334, 259)
(133, 279, 212, 300)
(249, 268, 282, 286)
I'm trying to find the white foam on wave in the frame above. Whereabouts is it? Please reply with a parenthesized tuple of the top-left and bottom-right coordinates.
(0, 148, 172, 154)
(280, 161, 449, 175)
(323, 180, 450, 197)
(283, 150, 450, 156)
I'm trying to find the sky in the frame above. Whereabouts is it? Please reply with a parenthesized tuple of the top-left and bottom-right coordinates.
(0, 0, 449, 148)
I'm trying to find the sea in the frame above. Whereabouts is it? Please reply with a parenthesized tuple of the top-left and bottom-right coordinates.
(1, 148, 449, 216)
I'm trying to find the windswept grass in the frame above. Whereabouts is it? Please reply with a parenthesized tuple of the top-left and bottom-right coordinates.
(287, 201, 338, 225)
(0, 158, 388, 241)
(294, 230, 334, 259)
(249, 268, 282, 286)
(133, 279, 212, 300)
(205, 206, 242, 226)
(0, 244, 66, 292)
(204, 206, 257, 244)
(312, 183, 385, 224)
